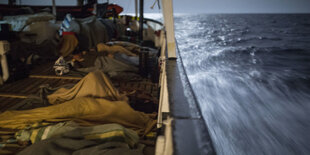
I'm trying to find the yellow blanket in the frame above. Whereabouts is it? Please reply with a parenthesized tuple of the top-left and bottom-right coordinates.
(47, 70, 127, 104)
(97, 43, 137, 56)
(0, 97, 156, 136)
(59, 34, 78, 57)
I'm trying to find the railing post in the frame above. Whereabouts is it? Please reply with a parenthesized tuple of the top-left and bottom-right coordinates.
(52, 0, 56, 17)
(135, 0, 138, 19)
(139, 0, 144, 42)
(161, 0, 176, 58)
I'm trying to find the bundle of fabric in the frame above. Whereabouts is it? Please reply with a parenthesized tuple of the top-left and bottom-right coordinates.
(3, 12, 55, 32)
(58, 32, 79, 57)
(0, 137, 24, 154)
(97, 43, 137, 56)
(19, 142, 144, 155)
(70, 47, 139, 80)
(106, 41, 142, 54)
(76, 56, 139, 80)
(47, 70, 127, 104)
(79, 17, 110, 49)
(0, 97, 156, 136)
(0, 71, 156, 136)
(16, 122, 139, 148)
(66, 16, 110, 49)
(113, 53, 139, 67)
(21, 21, 59, 45)
(106, 41, 159, 55)
(19, 138, 144, 155)
(57, 16, 119, 58)
(10, 122, 144, 155)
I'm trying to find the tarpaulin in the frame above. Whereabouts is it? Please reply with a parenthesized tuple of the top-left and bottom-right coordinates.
(16, 122, 139, 148)
(0, 97, 156, 136)
(97, 43, 137, 56)
(47, 70, 127, 104)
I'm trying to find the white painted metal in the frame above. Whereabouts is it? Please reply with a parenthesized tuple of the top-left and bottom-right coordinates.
(160, 30, 166, 57)
(135, 0, 138, 18)
(155, 118, 174, 155)
(155, 136, 165, 155)
(161, 71, 169, 113)
(52, 0, 56, 17)
(0, 41, 10, 83)
(157, 65, 169, 128)
(161, 0, 176, 58)
(158, 32, 170, 129)
(156, 2, 174, 153)
(163, 118, 173, 155)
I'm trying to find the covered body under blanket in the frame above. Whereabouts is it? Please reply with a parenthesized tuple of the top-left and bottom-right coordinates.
(0, 9, 161, 154)
(47, 70, 127, 104)
(0, 71, 156, 136)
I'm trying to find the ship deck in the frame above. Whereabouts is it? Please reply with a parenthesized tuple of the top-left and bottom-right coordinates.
(0, 62, 158, 113)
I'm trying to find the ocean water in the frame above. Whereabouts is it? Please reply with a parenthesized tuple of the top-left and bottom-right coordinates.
(174, 14, 310, 155)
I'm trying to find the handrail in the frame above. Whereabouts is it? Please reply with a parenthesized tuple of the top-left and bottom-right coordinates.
(144, 18, 163, 26)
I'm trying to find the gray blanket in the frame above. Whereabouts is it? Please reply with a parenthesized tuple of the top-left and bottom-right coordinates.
(18, 124, 144, 155)
(77, 56, 139, 80)
(68, 16, 110, 49)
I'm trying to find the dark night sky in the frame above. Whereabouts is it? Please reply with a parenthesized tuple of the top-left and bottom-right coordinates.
(0, 0, 310, 13)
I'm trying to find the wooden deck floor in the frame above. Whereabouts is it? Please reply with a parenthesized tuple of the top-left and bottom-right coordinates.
(0, 62, 158, 112)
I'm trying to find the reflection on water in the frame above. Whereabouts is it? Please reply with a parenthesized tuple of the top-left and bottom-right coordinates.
(175, 14, 310, 154)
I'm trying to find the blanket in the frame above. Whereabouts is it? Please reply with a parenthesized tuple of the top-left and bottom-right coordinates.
(97, 43, 137, 56)
(47, 70, 127, 104)
(16, 122, 139, 148)
(17, 123, 143, 155)
(59, 33, 79, 57)
(0, 97, 156, 136)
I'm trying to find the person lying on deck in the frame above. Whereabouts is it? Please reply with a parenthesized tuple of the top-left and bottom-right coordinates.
(96, 43, 137, 57)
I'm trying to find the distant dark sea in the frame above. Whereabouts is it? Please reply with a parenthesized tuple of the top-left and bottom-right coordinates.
(174, 14, 310, 155)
